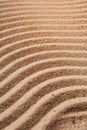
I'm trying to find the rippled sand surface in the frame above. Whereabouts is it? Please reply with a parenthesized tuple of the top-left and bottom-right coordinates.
(0, 0, 87, 130)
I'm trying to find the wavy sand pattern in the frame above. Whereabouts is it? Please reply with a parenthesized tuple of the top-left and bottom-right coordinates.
(0, 0, 87, 130)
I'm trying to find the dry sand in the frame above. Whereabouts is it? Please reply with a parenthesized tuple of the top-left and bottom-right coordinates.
(0, 0, 87, 130)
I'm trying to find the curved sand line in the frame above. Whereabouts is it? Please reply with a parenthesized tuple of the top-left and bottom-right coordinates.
(0, 76, 87, 122)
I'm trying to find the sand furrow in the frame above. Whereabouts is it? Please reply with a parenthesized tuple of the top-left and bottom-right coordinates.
(0, 76, 87, 129)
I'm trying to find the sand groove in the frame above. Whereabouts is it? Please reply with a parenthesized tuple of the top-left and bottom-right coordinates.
(0, 0, 87, 130)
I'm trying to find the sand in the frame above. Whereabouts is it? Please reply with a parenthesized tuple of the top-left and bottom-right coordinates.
(0, 0, 87, 130)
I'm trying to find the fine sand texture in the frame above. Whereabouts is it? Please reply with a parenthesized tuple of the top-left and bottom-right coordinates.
(0, 0, 87, 130)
